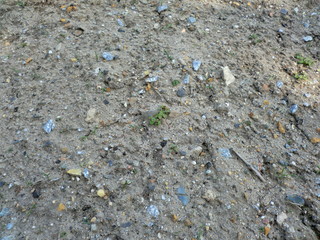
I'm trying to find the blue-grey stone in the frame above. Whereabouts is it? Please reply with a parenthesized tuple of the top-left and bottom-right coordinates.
(219, 148, 232, 158)
(120, 222, 132, 228)
(147, 205, 159, 218)
(289, 104, 298, 114)
(183, 75, 190, 84)
(117, 19, 125, 27)
(43, 119, 55, 133)
(280, 9, 288, 15)
(146, 76, 159, 83)
(156, 5, 168, 13)
(276, 81, 283, 88)
(6, 223, 14, 230)
(176, 87, 186, 97)
(303, 36, 313, 42)
(192, 60, 201, 71)
(278, 29, 284, 33)
(0, 208, 10, 217)
(286, 194, 305, 206)
(83, 168, 90, 179)
(0, 236, 14, 240)
(303, 22, 310, 28)
(176, 186, 189, 206)
(187, 17, 196, 24)
(102, 52, 115, 61)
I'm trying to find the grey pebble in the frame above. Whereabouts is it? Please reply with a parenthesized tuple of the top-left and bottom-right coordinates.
(0, 208, 10, 217)
(102, 52, 115, 61)
(289, 104, 298, 114)
(117, 19, 125, 27)
(183, 75, 190, 84)
(83, 168, 90, 179)
(146, 76, 159, 83)
(276, 81, 283, 88)
(120, 222, 132, 228)
(187, 17, 196, 24)
(280, 9, 288, 15)
(286, 194, 305, 206)
(43, 119, 55, 133)
(303, 36, 313, 42)
(219, 148, 232, 158)
(176, 186, 189, 205)
(147, 205, 159, 218)
(192, 60, 201, 71)
(6, 223, 14, 230)
(156, 5, 168, 13)
(176, 88, 186, 97)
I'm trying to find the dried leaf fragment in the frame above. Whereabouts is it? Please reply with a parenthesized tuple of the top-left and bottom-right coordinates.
(25, 57, 33, 64)
(67, 169, 82, 176)
(57, 203, 66, 211)
(277, 122, 286, 133)
(66, 5, 77, 13)
(310, 137, 320, 143)
(264, 225, 270, 236)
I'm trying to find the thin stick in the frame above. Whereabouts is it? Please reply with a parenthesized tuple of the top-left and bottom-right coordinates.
(230, 148, 266, 182)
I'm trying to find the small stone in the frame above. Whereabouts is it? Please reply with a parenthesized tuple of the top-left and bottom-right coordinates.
(176, 186, 189, 205)
(310, 137, 320, 144)
(277, 212, 288, 225)
(85, 108, 98, 123)
(83, 168, 90, 179)
(6, 223, 14, 230)
(32, 188, 41, 198)
(187, 146, 203, 159)
(43, 119, 55, 133)
(202, 189, 218, 203)
(184, 219, 193, 226)
(303, 36, 313, 42)
(97, 189, 106, 198)
(183, 75, 190, 84)
(67, 169, 82, 176)
(147, 205, 159, 218)
(0, 208, 10, 217)
(218, 148, 232, 158)
(187, 17, 196, 24)
(276, 81, 283, 88)
(286, 194, 305, 206)
(280, 9, 288, 15)
(192, 60, 201, 71)
(156, 5, 168, 13)
(176, 87, 186, 97)
(117, 19, 125, 27)
(91, 224, 97, 231)
(222, 66, 235, 86)
(57, 203, 66, 211)
(289, 104, 298, 114)
(60, 147, 69, 154)
(171, 214, 179, 222)
(102, 52, 115, 61)
(120, 222, 132, 228)
(146, 76, 159, 83)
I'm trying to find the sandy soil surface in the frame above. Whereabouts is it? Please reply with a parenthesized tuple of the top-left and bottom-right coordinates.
(0, 0, 319, 239)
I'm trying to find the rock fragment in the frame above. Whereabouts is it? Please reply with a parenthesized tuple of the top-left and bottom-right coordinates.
(222, 66, 235, 86)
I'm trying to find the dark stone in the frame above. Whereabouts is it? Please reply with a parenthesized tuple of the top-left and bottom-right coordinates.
(32, 188, 41, 198)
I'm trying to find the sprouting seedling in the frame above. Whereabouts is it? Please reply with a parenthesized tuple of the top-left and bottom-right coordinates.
(149, 106, 171, 126)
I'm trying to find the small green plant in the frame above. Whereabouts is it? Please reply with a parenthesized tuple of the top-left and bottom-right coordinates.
(172, 80, 180, 86)
(164, 50, 174, 61)
(16, 1, 25, 7)
(249, 34, 262, 44)
(168, 144, 178, 154)
(294, 54, 314, 66)
(294, 72, 308, 81)
(149, 106, 170, 126)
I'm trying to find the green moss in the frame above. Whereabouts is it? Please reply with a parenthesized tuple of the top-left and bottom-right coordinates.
(294, 54, 314, 67)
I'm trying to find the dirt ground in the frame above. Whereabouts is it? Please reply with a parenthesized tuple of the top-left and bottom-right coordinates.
(0, 0, 319, 239)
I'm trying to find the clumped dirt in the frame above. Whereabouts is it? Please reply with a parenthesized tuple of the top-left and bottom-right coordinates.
(0, 0, 319, 239)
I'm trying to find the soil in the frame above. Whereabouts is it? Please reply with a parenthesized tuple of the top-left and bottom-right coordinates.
(0, 0, 319, 239)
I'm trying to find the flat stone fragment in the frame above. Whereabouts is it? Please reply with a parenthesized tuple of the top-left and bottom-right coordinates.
(276, 212, 288, 225)
(222, 66, 235, 86)
(286, 194, 305, 206)
(85, 108, 98, 123)
(156, 5, 168, 13)
(43, 119, 55, 133)
(192, 60, 201, 71)
(202, 189, 218, 203)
